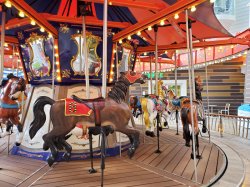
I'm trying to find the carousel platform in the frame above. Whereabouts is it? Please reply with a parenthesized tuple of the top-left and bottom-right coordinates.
(0, 128, 245, 187)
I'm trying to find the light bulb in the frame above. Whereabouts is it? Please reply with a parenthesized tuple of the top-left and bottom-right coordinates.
(4, 1, 12, 8)
(18, 11, 25, 18)
(174, 13, 179, 19)
(148, 26, 152, 31)
(40, 27, 45, 32)
(137, 31, 141, 36)
(30, 20, 36, 25)
(191, 6, 196, 12)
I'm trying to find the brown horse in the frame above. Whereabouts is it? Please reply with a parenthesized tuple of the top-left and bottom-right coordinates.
(0, 73, 26, 146)
(29, 71, 146, 166)
(181, 76, 204, 159)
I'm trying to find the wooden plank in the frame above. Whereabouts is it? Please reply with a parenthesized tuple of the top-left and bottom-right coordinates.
(0, 181, 13, 187)
(216, 149, 224, 173)
(203, 145, 220, 184)
(181, 144, 206, 180)
(149, 144, 176, 167)
(157, 144, 183, 170)
(133, 144, 156, 160)
(164, 145, 189, 173)
(192, 144, 213, 183)
(142, 144, 169, 165)
(0, 172, 22, 185)
(172, 146, 193, 176)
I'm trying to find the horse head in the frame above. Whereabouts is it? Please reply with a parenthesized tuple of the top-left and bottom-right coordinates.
(121, 71, 146, 85)
(7, 74, 26, 100)
(195, 75, 203, 91)
(166, 89, 176, 99)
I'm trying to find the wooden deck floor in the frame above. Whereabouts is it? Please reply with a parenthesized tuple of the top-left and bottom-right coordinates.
(0, 129, 226, 187)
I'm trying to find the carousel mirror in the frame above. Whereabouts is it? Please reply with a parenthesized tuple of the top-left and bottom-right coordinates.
(26, 33, 51, 77)
(71, 32, 102, 76)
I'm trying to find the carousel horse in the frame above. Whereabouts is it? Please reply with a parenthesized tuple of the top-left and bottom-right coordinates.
(140, 80, 169, 137)
(29, 71, 146, 166)
(0, 73, 27, 146)
(165, 76, 205, 159)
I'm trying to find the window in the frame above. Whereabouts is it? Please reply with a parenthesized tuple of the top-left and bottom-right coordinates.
(214, 0, 235, 15)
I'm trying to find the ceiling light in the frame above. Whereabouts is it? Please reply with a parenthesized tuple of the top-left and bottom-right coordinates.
(40, 27, 45, 32)
(137, 31, 141, 36)
(30, 20, 36, 25)
(160, 20, 165, 26)
(18, 11, 25, 18)
(4, 1, 12, 8)
(119, 39, 122, 44)
(148, 26, 152, 31)
(127, 35, 131, 40)
(174, 13, 179, 19)
(191, 6, 196, 12)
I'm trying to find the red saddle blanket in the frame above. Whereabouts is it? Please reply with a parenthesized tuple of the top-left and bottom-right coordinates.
(65, 98, 92, 116)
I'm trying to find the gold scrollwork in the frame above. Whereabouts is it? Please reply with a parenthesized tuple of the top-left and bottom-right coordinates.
(61, 69, 71, 78)
(59, 24, 69, 33)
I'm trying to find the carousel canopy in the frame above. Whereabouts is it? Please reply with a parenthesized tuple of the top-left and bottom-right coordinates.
(0, 0, 249, 81)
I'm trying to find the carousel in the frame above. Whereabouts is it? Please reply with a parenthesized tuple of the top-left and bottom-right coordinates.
(0, 0, 249, 186)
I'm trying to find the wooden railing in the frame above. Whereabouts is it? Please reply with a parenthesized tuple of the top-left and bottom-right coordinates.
(207, 113, 250, 139)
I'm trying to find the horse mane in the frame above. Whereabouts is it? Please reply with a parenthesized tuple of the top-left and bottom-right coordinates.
(108, 75, 130, 103)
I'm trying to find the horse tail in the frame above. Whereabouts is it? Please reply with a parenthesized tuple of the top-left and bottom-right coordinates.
(29, 96, 55, 139)
(140, 98, 150, 129)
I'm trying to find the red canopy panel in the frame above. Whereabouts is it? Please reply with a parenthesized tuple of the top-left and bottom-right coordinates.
(129, 0, 231, 46)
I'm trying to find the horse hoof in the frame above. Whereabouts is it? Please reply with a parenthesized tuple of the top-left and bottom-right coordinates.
(202, 127, 207, 133)
(89, 168, 97, 174)
(164, 121, 168, 127)
(196, 155, 202, 159)
(145, 131, 151, 136)
(15, 142, 21, 146)
(159, 126, 162, 131)
(150, 132, 156, 137)
(127, 147, 135, 158)
(63, 152, 71, 161)
(47, 156, 55, 167)
(185, 143, 190, 147)
(191, 153, 194, 159)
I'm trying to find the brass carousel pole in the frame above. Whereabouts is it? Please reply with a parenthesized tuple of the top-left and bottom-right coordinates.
(204, 48, 211, 142)
(83, 16, 90, 99)
(185, 9, 198, 182)
(150, 55, 153, 94)
(174, 51, 179, 135)
(0, 6, 6, 83)
(101, 0, 108, 98)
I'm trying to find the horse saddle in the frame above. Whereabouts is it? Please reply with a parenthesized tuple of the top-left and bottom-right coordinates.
(171, 99, 181, 107)
(71, 95, 105, 126)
